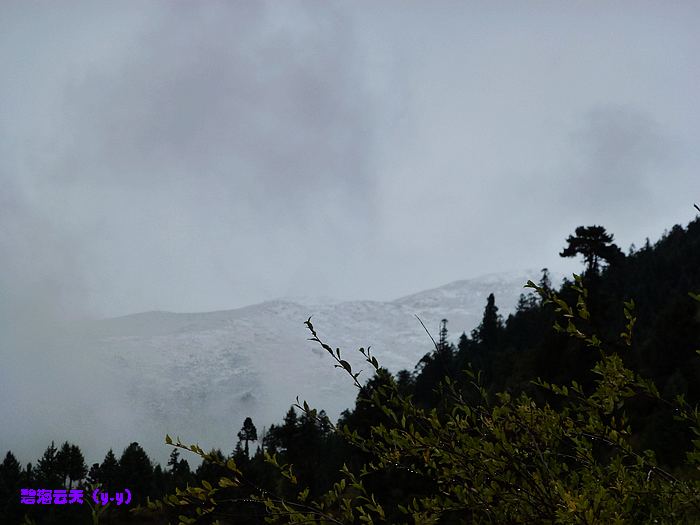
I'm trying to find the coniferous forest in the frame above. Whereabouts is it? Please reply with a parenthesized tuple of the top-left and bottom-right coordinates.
(3, 218, 700, 524)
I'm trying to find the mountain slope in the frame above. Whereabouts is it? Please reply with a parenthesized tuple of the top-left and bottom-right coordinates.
(14, 269, 559, 465)
(86, 269, 560, 462)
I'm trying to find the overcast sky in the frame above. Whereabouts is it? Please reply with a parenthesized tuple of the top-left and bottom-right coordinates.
(1, 1, 698, 322)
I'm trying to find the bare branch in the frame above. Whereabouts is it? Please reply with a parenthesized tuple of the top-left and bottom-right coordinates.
(415, 315, 439, 352)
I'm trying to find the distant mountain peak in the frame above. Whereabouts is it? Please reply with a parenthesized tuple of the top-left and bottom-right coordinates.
(52, 269, 562, 465)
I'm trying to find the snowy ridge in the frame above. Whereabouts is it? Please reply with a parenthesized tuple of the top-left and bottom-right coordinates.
(78, 269, 561, 463)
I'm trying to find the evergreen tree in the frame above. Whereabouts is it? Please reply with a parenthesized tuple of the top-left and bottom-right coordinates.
(0, 451, 21, 487)
(396, 369, 414, 395)
(559, 225, 624, 276)
(56, 441, 72, 488)
(232, 441, 247, 463)
(438, 318, 449, 351)
(22, 463, 34, 486)
(268, 407, 299, 453)
(455, 331, 478, 384)
(237, 417, 258, 458)
(68, 444, 87, 489)
(167, 448, 180, 473)
(36, 441, 62, 487)
(55, 442, 87, 489)
(458, 332, 469, 351)
(98, 449, 119, 492)
(167, 448, 191, 490)
(86, 462, 101, 486)
(413, 319, 456, 406)
(0, 451, 23, 525)
(515, 292, 538, 313)
(437, 319, 455, 371)
(340, 369, 396, 437)
(196, 449, 227, 483)
(472, 293, 503, 352)
(151, 464, 169, 500)
(262, 424, 279, 455)
(316, 409, 332, 436)
(539, 267, 552, 294)
(118, 443, 153, 505)
(467, 293, 504, 380)
(166, 448, 191, 491)
(175, 458, 191, 485)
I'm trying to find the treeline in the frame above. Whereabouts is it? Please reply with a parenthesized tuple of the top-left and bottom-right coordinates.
(0, 441, 177, 523)
(2, 218, 700, 523)
(0, 413, 352, 523)
(0, 430, 272, 524)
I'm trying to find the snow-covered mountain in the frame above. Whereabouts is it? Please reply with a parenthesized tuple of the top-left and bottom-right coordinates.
(57, 269, 561, 464)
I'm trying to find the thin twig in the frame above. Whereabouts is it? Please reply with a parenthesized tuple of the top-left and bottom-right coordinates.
(415, 315, 439, 352)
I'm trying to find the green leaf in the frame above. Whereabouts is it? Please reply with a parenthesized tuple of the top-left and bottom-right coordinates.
(219, 477, 236, 488)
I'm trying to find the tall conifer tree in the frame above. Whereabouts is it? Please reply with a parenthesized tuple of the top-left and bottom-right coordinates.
(36, 442, 62, 487)
(99, 449, 119, 492)
(559, 225, 624, 276)
(237, 417, 258, 458)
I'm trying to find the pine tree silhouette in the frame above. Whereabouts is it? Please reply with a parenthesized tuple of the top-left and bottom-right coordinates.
(559, 225, 624, 276)
(237, 417, 258, 458)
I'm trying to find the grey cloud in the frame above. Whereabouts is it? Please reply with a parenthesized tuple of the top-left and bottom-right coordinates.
(2, 2, 385, 317)
(570, 105, 669, 207)
(59, 2, 375, 207)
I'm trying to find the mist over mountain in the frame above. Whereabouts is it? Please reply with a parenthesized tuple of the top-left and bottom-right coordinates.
(4, 269, 559, 466)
